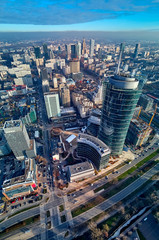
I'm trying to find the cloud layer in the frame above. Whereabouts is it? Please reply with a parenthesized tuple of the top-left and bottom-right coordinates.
(0, 0, 158, 25)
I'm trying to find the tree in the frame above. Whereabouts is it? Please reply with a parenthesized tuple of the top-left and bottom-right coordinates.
(102, 224, 109, 238)
(120, 206, 125, 215)
(88, 221, 104, 240)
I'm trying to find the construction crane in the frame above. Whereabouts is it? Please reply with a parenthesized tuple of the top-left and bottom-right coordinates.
(137, 106, 142, 120)
(139, 104, 157, 147)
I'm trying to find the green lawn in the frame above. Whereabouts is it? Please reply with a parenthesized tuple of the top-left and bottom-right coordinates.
(59, 205, 64, 212)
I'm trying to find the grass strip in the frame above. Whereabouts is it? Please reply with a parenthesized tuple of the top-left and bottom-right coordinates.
(59, 205, 64, 212)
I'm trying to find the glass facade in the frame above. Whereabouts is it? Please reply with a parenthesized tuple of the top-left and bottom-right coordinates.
(99, 75, 144, 156)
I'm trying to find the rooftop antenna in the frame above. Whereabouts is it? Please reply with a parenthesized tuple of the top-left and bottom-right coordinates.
(116, 48, 123, 75)
(115, 43, 124, 75)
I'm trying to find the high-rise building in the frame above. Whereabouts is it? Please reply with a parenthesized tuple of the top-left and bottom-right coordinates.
(41, 68, 48, 80)
(120, 43, 125, 55)
(43, 44, 49, 60)
(44, 93, 61, 118)
(34, 47, 41, 59)
(77, 134, 111, 170)
(82, 39, 86, 55)
(76, 41, 81, 59)
(98, 73, 144, 155)
(61, 87, 70, 107)
(0, 129, 11, 157)
(134, 43, 140, 59)
(65, 44, 71, 60)
(69, 60, 80, 73)
(71, 44, 77, 59)
(126, 118, 152, 147)
(138, 94, 153, 111)
(3, 120, 36, 160)
(42, 80, 50, 93)
(90, 39, 95, 57)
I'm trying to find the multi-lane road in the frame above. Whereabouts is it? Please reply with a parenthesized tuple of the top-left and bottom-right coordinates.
(72, 163, 159, 226)
(68, 141, 159, 203)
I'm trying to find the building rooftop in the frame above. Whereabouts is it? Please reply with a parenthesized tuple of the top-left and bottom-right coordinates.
(68, 161, 94, 176)
(4, 120, 21, 129)
(2, 158, 36, 189)
(131, 118, 151, 132)
(78, 133, 111, 156)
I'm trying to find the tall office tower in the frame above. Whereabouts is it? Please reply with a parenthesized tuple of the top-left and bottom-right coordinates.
(65, 44, 71, 60)
(42, 80, 50, 93)
(41, 68, 48, 81)
(43, 44, 49, 60)
(98, 48, 102, 59)
(44, 93, 61, 118)
(98, 73, 144, 156)
(61, 87, 70, 107)
(3, 120, 36, 160)
(69, 60, 80, 73)
(76, 41, 81, 59)
(49, 49, 54, 59)
(34, 47, 41, 59)
(90, 39, 95, 57)
(71, 44, 77, 59)
(120, 43, 125, 55)
(134, 43, 140, 59)
(82, 38, 86, 55)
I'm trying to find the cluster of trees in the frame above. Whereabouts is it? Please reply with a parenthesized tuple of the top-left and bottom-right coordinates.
(88, 221, 109, 240)
(35, 155, 47, 165)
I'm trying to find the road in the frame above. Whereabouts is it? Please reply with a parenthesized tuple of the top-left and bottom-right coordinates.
(72, 163, 159, 226)
(67, 142, 159, 203)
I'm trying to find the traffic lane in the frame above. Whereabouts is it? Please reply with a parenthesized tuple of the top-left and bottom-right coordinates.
(139, 213, 159, 240)
(72, 164, 159, 226)
(0, 207, 40, 232)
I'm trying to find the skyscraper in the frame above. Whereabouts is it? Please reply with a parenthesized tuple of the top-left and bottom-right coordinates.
(3, 120, 36, 160)
(134, 43, 140, 59)
(90, 39, 95, 57)
(44, 93, 61, 118)
(65, 44, 71, 60)
(69, 60, 80, 73)
(61, 87, 70, 107)
(98, 73, 144, 155)
(34, 47, 41, 59)
(71, 44, 77, 59)
(76, 41, 81, 59)
(82, 39, 86, 55)
(43, 43, 49, 60)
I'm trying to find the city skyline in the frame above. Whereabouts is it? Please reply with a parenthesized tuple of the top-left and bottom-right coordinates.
(0, 0, 159, 32)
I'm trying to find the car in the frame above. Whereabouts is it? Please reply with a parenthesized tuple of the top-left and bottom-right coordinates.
(105, 176, 108, 179)
(144, 217, 147, 221)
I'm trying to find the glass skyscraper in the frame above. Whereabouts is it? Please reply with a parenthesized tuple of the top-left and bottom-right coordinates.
(99, 73, 145, 156)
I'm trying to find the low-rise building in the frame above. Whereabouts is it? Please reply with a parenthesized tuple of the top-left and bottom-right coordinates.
(2, 158, 38, 200)
(68, 161, 95, 182)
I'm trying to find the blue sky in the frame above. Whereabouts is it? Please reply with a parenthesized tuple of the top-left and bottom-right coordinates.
(0, 0, 159, 31)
